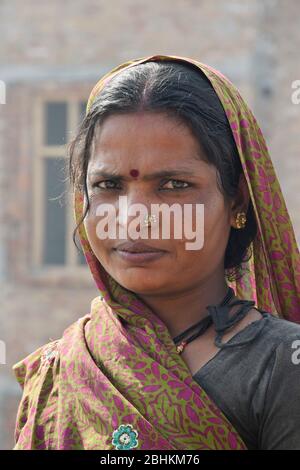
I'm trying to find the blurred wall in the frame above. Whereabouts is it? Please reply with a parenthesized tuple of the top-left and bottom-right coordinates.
(0, 0, 299, 450)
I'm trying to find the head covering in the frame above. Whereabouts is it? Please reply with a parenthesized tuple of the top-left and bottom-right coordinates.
(79, 53, 300, 322)
(13, 54, 300, 451)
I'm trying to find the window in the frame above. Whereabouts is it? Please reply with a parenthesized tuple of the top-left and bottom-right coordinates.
(33, 98, 88, 270)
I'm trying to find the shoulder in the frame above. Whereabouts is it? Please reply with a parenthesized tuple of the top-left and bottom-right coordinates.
(12, 313, 91, 449)
(220, 309, 300, 378)
(12, 339, 61, 449)
(221, 306, 300, 351)
(259, 312, 300, 375)
(256, 310, 300, 345)
(12, 311, 91, 391)
(238, 310, 300, 449)
(12, 339, 60, 391)
(263, 311, 300, 367)
(249, 310, 300, 367)
(255, 314, 300, 449)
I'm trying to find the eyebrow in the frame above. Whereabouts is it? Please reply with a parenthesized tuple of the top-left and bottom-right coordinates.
(88, 169, 197, 181)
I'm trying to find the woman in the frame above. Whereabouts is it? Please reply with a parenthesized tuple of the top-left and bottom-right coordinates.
(12, 54, 300, 450)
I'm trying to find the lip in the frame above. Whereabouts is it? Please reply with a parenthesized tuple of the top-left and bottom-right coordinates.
(114, 241, 165, 253)
(113, 249, 166, 264)
(113, 241, 167, 264)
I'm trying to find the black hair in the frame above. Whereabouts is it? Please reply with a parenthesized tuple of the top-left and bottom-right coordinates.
(68, 60, 257, 282)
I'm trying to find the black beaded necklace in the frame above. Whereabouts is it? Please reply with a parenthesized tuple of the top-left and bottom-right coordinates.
(172, 286, 236, 354)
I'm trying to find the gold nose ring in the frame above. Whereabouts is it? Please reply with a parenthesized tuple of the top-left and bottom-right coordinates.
(143, 214, 157, 227)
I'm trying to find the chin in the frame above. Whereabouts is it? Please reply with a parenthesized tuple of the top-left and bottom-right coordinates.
(113, 273, 166, 296)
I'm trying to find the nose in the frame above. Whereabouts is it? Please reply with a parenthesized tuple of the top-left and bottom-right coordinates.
(117, 188, 156, 235)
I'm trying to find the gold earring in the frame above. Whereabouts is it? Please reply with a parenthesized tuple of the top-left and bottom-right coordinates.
(235, 211, 247, 229)
(143, 214, 157, 227)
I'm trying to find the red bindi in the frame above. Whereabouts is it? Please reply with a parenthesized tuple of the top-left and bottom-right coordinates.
(129, 169, 139, 177)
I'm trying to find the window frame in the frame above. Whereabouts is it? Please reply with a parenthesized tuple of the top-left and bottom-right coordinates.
(31, 91, 91, 284)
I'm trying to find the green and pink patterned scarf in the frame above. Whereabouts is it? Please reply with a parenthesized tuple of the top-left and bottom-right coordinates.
(13, 54, 300, 450)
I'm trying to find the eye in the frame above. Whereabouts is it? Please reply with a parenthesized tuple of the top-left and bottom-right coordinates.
(92, 179, 121, 190)
(160, 179, 191, 190)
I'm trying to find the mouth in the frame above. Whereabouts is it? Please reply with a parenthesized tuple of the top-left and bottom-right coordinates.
(114, 241, 166, 253)
(113, 243, 167, 263)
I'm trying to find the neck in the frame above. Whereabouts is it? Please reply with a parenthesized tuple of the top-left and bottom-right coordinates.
(136, 271, 233, 339)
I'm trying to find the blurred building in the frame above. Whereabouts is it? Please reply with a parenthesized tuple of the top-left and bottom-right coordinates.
(0, 0, 299, 450)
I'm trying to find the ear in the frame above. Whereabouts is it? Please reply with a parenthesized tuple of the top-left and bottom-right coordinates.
(229, 173, 250, 228)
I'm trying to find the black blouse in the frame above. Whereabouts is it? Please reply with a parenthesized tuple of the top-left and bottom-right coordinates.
(192, 311, 300, 450)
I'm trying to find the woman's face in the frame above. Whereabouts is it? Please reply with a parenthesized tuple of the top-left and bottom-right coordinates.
(84, 112, 243, 296)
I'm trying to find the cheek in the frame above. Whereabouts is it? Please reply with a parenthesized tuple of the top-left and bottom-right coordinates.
(172, 200, 230, 276)
(83, 199, 119, 261)
(83, 204, 105, 254)
(83, 214, 97, 252)
(183, 193, 230, 254)
(203, 196, 231, 252)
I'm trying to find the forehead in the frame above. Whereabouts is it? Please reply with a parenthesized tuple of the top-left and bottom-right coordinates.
(90, 112, 204, 169)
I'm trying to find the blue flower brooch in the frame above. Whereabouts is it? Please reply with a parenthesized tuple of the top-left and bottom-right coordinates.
(112, 424, 139, 450)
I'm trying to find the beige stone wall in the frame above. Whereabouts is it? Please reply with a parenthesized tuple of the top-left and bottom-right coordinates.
(0, 0, 299, 450)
